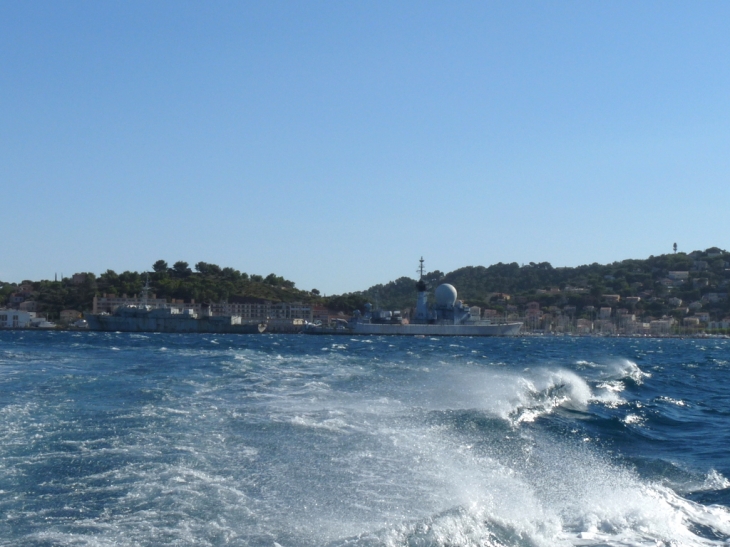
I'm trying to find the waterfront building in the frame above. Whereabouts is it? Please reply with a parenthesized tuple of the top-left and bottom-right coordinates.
(93, 294, 169, 314)
(60, 310, 82, 324)
(650, 319, 672, 335)
(576, 318, 592, 333)
(311, 305, 346, 323)
(0, 310, 34, 328)
(214, 298, 313, 321)
(594, 319, 616, 334)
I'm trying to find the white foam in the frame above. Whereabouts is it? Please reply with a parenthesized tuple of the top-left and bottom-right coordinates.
(701, 469, 730, 491)
(607, 358, 651, 384)
(4, 338, 728, 547)
(658, 395, 687, 407)
(289, 414, 351, 432)
(504, 369, 593, 424)
(622, 413, 643, 425)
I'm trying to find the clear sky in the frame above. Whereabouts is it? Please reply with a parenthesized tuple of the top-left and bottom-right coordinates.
(2, 1, 729, 294)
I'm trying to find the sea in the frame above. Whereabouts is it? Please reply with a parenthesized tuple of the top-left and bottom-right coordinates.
(2, 331, 730, 547)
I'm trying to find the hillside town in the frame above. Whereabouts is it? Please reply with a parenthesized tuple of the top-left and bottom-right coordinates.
(2, 248, 730, 336)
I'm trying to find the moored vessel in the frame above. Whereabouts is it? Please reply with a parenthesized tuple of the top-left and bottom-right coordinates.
(85, 305, 266, 334)
(85, 277, 266, 334)
(305, 258, 522, 336)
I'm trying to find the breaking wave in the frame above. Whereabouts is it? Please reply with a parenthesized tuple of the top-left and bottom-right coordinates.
(1, 332, 729, 546)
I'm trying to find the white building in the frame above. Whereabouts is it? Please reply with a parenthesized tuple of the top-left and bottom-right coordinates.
(594, 319, 616, 334)
(212, 299, 313, 321)
(0, 310, 35, 328)
(576, 318, 592, 333)
(650, 319, 673, 335)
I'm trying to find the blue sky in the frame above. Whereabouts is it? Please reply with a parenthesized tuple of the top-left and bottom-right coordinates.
(2, 1, 729, 294)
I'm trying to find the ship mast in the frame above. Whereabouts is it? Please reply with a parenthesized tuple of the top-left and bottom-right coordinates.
(140, 273, 150, 309)
(415, 257, 429, 322)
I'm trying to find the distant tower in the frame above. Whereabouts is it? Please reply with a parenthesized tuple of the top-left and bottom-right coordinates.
(673, 242, 678, 254)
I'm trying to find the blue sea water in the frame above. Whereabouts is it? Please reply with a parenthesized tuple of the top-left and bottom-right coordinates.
(2, 331, 730, 546)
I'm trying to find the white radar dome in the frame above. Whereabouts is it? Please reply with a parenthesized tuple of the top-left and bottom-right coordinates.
(434, 284, 457, 308)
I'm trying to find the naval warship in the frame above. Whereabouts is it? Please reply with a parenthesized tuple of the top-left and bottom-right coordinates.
(85, 278, 266, 334)
(304, 258, 522, 336)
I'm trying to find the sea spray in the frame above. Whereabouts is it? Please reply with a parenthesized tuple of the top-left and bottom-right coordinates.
(1, 331, 729, 546)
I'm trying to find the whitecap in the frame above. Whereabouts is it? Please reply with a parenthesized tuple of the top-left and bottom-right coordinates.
(622, 413, 644, 425)
(701, 469, 730, 491)
(657, 396, 687, 407)
(506, 369, 593, 424)
(289, 415, 350, 432)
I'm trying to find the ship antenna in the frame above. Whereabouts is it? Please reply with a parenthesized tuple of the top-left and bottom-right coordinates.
(415, 257, 428, 293)
(141, 273, 150, 308)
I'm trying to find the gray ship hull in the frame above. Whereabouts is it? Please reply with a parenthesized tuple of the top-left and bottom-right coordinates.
(306, 258, 524, 337)
(85, 314, 266, 334)
(305, 322, 522, 336)
(353, 322, 522, 336)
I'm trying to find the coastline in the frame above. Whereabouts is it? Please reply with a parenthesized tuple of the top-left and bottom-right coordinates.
(2, 326, 727, 339)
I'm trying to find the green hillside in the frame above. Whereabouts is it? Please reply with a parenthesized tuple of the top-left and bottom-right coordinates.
(348, 247, 730, 320)
(3, 248, 730, 324)
(1, 260, 325, 319)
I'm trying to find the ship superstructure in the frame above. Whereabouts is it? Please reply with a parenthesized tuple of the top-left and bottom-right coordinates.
(305, 258, 522, 336)
(85, 276, 266, 334)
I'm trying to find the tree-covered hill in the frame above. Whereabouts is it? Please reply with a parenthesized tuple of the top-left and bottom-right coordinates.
(1, 260, 326, 319)
(338, 247, 730, 319)
(3, 248, 729, 322)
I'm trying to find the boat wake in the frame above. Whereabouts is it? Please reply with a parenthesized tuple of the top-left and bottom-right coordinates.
(2, 333, 730, 547)
(322, 427, 730, 547)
